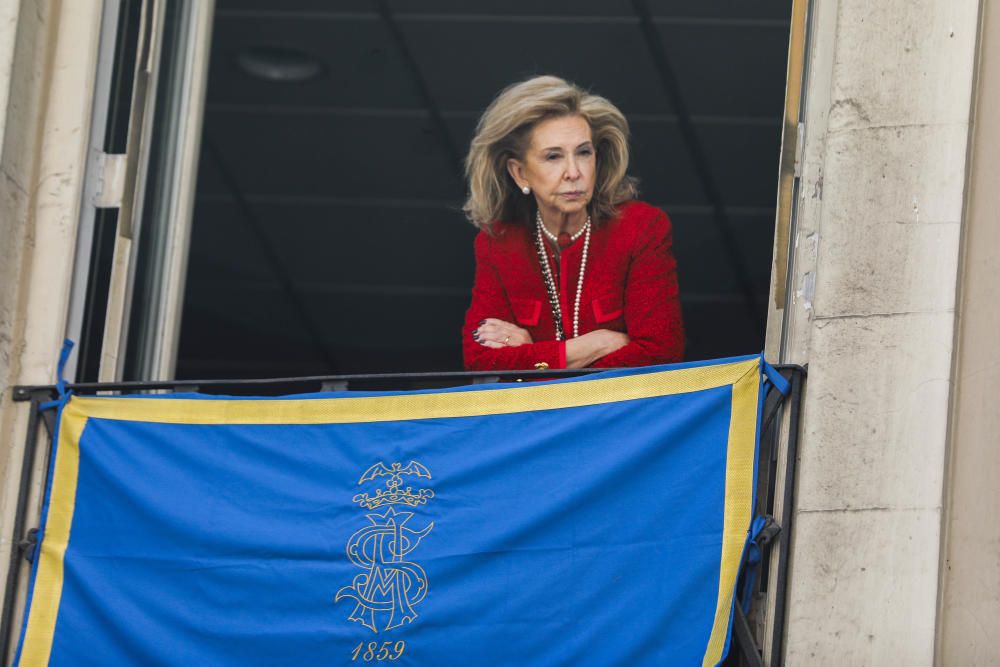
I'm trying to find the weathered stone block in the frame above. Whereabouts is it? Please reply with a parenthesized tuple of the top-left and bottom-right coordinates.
(795, 311, 951, 512)
(813, 123, 966, 317)
(829, 0, 979, 131)
(784, 508, 939, 666)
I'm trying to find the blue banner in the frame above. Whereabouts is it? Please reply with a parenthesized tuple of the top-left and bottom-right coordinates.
(16, 355, 765, 666)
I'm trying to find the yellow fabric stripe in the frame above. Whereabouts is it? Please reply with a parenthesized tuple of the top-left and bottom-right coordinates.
(65, 359, 758, 425)
(702, 361, 761, 666)
(18, 403, 88, 667)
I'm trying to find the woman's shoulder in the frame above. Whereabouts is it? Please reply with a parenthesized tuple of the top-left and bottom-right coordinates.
(612, 200, 670, 225)
(473, 221, 532, 254)
(607, 200, 672, 238)
(477, 221, 532, 241)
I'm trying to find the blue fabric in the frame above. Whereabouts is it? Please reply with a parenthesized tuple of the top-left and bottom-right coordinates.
(740, 516, 770, 615)
(22, 358, 765, 667)
(762, 361, 790, 397)
(54, 338, 74, 398)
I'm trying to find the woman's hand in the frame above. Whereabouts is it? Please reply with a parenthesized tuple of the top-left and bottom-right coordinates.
(565, 329, 630, 368)
(472, 318, 533, 348)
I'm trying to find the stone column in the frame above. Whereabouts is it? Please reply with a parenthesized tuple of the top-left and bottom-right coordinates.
(937, 0, 1000, 663)
(771, 0, 981, 663)
(0, 1, 104, 660)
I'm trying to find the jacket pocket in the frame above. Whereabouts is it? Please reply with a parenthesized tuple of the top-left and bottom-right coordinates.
(591, 294, 624, 323)
(510, 298, 542, 327)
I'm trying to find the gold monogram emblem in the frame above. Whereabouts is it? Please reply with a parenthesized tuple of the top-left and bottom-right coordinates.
(335, 461, 435, 633)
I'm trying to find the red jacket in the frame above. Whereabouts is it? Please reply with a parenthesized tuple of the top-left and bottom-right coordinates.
(463, 201, 684, 370)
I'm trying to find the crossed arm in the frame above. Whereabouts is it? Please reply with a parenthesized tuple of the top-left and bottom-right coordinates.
(471, 318, 629, 369)
(462, 213, 683, 371)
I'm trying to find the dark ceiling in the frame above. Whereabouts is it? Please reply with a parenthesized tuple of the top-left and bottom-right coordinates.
(177, 0, 791, 379)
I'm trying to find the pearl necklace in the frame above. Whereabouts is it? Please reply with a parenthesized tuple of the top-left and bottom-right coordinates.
(534, 212, 591, 340)
(536, 210, 587, 246)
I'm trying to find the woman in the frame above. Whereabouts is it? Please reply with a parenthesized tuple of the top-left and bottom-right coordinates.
(463, 76, 683, 370)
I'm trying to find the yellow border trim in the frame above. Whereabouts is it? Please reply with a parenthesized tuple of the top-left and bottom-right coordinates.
(18, 401, 88, 667)
(63, 359, 757, 425)
(702, 363, 762, 666)
(16, 358, 761, 665)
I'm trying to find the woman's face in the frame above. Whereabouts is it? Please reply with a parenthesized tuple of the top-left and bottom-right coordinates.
(508, 114, 596, 222)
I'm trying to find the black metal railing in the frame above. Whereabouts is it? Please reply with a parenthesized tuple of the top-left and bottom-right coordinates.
(3, 364, 804, 665)
(730, 364, 806, 667)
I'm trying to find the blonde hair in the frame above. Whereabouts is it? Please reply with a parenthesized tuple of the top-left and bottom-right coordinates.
(463, 75, 638, 230)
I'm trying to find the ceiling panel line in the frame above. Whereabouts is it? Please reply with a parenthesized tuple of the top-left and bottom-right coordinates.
(203, 104, 781, 127)
(376, 0, 465, 192)
(215, 10, 788, 29)
(202, 138, 340, 372)
(198, 194, 463, 208)
(394, 15, 789, 29)
(186, 278, 766, 305)
(195, 193, 776, 217)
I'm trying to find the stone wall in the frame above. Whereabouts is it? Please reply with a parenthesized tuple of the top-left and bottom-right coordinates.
(770, 0, 982, 663)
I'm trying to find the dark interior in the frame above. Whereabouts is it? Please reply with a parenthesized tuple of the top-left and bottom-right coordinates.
(176, 0, 791, 379)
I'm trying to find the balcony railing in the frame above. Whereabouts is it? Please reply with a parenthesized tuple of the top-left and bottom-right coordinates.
(5, 364, 804, 666)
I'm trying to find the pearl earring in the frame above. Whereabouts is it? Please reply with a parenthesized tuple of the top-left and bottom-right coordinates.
(522, 185, 531, 195)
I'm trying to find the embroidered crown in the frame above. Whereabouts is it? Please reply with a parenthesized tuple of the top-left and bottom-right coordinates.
(351, 460, 435, 510)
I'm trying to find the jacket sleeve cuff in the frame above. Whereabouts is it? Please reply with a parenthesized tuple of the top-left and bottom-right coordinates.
(528, 340, 566, 370)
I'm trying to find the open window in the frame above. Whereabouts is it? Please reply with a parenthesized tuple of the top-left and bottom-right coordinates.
(73, 0, 803, 383)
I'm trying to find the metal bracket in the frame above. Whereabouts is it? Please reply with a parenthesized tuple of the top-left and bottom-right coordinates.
(17, 528, 39, 564)
(40, 408, 57, 439)
(793, 122, 805, 178)
(94, 152, 127, 208)
(756, 515, 782, 548)
(320, 380, 349, 392)
(732, 602, 764, 667)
